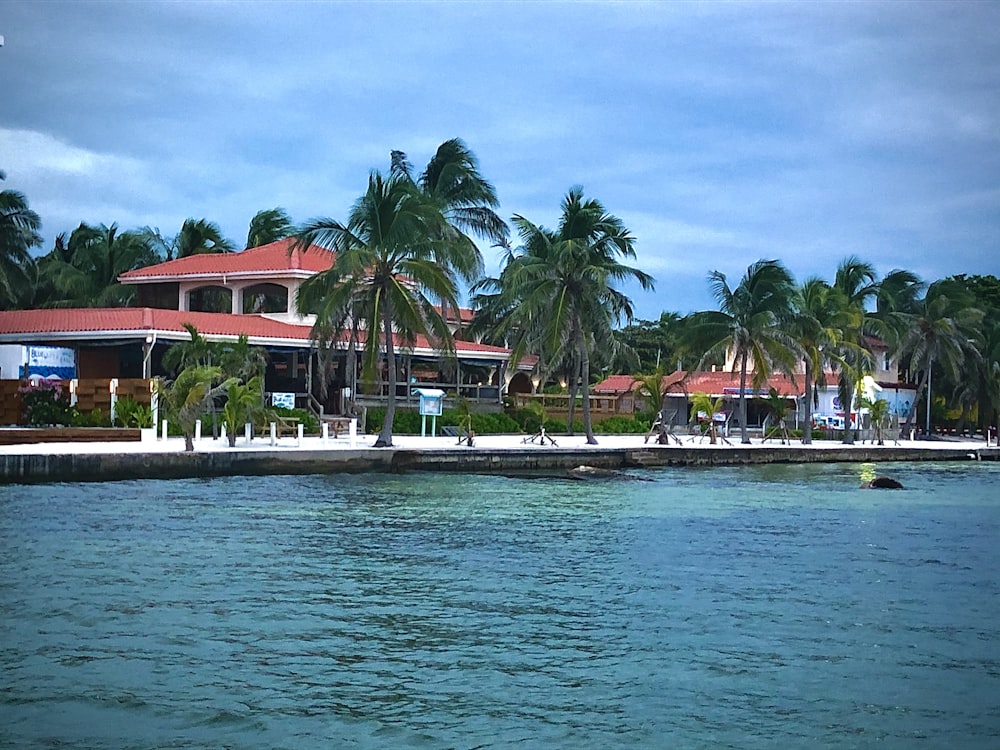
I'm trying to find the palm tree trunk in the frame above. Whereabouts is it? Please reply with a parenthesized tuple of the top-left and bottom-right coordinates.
(739, 350, 750, 444)
(903, 366, 929, 431)
(580, 339, 597, 445)
(802, 357, 813, 445)
(841, 377, 855, 445)
(375, 298, 395, 448)
(566, 359, 578, 436)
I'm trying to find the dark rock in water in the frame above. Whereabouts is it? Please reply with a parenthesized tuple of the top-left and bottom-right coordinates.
(568, 465, 621, 480)
(862, 476, 904, 489)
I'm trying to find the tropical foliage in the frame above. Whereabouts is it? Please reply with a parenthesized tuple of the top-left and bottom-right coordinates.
(247, 208, 295, 249)
(472, 187, 653, 444)
(685, 259, 798, 444)
(35, 222, 163, 307)
(159, 366, 237, 451)
(0, 171, 43, 309)
(293, 139, 505, 446)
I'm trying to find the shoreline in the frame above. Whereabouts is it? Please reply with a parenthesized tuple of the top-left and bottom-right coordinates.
(0, 432, 996, 484)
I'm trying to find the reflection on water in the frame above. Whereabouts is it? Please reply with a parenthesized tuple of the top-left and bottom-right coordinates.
(2, 463, 999, 749)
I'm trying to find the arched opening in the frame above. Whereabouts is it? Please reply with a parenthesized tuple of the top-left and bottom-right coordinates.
(242, 283, 289, 314)
(187, 285, 232, 313)
(507, 371, 533, 396)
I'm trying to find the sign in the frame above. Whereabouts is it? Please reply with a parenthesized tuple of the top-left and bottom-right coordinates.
(271, 392, 295, 409)
(721, 387, 772, 396)
(23, 346, 76, 379)
(414, 388, 445, 417)
(413, 388, 446, 437)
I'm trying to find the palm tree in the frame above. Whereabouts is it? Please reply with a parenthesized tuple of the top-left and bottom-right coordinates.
(831, 256, 880, 444)
(690, 392, 725, 445)
(390, 138, 508, 327)
(898, 279, 983, 434)
(218, 333, 268, 383)
(175, 218, 236, 258)
(390, 138, 509, 249)
(221, 375, 266, 447)
(686, 259, 798, 444)
(160, 366, 237, 451)
(247, 208, 294, 249)
(477, 187, 653, 444)
(162, 323, 217, 373)
(0, 173, 42, 309)
(861, 395, 891, 445)
(790, 277, 858, 445)
(294, 170, 477, 447)
(36, 222, 163, 307)
(632, 364, 670, 423)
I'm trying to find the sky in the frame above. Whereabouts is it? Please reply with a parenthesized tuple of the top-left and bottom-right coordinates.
(1, 0, 998, 319)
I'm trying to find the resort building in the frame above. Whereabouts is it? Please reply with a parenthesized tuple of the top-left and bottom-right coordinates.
(0, 239, 530, 416)
(592, 343, 918, 435)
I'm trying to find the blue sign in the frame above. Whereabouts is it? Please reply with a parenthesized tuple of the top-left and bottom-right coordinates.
(22, 346, 76, 379)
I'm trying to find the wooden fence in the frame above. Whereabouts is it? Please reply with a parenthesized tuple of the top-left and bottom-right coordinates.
(0, 378, 153, 426)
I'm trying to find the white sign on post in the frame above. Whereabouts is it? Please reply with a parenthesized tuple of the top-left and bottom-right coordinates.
(414, 388, 446, 437)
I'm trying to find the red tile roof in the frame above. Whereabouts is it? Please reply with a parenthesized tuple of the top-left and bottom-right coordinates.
(0, 307, 517, 361)
(119, 238, 334, 281)
(0, 307, 313, 343)
(593, 370, 828, 398)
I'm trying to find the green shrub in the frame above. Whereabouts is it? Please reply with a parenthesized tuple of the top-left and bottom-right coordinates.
(113, 396, 154, 428)
(596, 416, 647, 434)
(364, 407, 422, 435)
(271, 406, 318, 434)
(71, 407, 108, 428)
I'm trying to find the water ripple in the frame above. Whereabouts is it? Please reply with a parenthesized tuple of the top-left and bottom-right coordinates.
(2, 463, 1000, 748)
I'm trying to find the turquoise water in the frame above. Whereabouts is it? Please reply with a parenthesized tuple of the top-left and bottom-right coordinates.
(2, 462, 999, 748)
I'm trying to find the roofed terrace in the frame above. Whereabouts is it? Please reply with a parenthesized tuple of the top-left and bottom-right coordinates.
(118, 238, 335, 321)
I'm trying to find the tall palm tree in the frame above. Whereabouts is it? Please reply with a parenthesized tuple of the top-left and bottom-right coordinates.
(898, 279, 983, 433)
(390, 138, 508, 323)
(477, 187, 653, 444)
(247, 208, 294, 249)
(790, 277, 855, 445)
(0, 173, 42, 309)
(831, 256, 880, 444)
(686, 259, 798, 444)
(294, 170, 476, 447)
(36, 222, 163, 307)
(391, 138, 509, 249)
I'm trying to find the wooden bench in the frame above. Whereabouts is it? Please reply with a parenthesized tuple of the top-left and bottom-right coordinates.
(320, 416, 354, 438)
(259, 415, 299, 439)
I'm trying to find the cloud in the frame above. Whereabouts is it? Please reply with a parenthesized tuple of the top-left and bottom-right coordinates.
(1, 0, 997, 320)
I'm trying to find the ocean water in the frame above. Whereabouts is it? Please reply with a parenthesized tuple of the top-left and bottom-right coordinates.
(1, 462, 999, 749)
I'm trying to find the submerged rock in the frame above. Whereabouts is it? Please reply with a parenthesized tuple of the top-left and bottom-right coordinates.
(862, 476, 904, 489)
(567, 465, 649, 481)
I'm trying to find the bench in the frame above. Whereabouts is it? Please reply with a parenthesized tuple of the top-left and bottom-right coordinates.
(320, 416, 355, 439)
(259, 415, 299, 439)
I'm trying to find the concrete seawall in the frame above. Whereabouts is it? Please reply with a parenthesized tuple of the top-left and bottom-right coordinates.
(1, 443, 996, 484)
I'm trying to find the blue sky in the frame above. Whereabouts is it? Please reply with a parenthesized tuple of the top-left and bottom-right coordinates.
(1, 0, 997, 319)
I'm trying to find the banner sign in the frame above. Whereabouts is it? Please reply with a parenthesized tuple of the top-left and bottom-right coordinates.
(22, 346, 76, 379)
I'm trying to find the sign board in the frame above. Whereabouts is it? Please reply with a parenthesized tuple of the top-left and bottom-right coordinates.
(414, 388, 445, 417)
(271, 392, 295, 409)
(23, 346, 76, 379)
